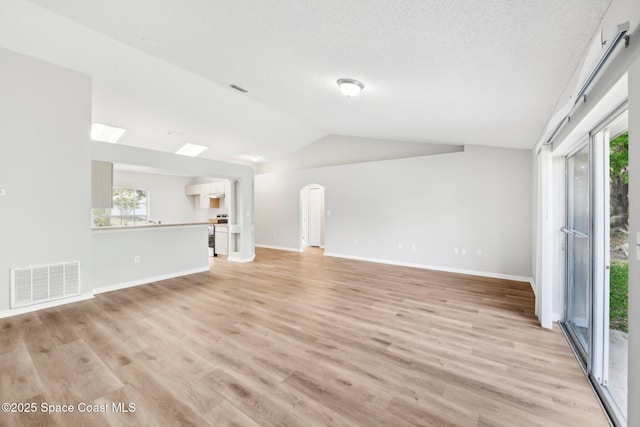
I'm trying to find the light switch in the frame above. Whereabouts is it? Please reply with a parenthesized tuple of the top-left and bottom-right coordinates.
(0, 188, 5, 197)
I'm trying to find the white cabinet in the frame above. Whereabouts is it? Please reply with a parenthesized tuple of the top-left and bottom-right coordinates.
(202, 182, 224, 195)
(185, 184, 200, 195)
(186, 182, 226, 209)
(215, 225, 228, 256)
(91, 161, 113, 209)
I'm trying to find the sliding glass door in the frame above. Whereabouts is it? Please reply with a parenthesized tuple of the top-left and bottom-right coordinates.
(563, 106, 628, 426)
(592, 109, 628, 425)
(564, 143, 591, 362)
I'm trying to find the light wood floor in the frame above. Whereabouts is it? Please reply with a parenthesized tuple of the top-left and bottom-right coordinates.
(0, 247, 607, 426)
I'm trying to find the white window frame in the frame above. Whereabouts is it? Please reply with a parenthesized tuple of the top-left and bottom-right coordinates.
(92, 186, 150, 227)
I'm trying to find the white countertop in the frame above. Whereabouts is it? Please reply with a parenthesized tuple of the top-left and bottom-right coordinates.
(92, 222, 209, 231)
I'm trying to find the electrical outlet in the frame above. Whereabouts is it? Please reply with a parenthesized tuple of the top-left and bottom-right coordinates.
(134, 256, 140, 264)
(0, 188, 6, 197)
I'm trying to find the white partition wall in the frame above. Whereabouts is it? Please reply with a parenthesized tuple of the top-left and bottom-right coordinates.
(0, 48, 93, 314)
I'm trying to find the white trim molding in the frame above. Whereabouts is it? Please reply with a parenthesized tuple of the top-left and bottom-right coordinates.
(323, 252, 534, 285)
(254, 244, 302, 253)
(92, 267, 210, 295)
(227, 255, 257, 263)
(0, 293, 94, 319)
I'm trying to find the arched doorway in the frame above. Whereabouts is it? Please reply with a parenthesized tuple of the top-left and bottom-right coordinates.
(300, 184, 325, 250)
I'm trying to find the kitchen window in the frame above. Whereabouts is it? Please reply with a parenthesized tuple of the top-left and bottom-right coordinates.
(92, 187, 149, 227)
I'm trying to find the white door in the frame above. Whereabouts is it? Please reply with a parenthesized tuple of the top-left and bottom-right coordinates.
(308, 187, 322, 247)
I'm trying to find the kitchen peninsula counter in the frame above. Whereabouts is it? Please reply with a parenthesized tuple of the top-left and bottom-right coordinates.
(92, 222, 209, 293)
(92, 222, 209, 232)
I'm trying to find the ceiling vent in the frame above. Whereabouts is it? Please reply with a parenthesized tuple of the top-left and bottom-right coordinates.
(230, 84, 248, 93)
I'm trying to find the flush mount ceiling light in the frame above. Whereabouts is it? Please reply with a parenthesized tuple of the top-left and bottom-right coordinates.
(90, 123, 127, 143)
(176, 143, 208, 157)
(337, 78, 365, 97)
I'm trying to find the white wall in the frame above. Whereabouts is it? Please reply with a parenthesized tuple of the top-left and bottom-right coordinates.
(0, 47, 93, 312)
(627, 53, 640, 427)
(113, 170, 196, 224)
(256, 145, 532, 279)
(92, 225, 208, 291)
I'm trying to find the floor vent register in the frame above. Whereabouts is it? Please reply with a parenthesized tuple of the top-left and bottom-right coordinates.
(10, 261, 80, 308)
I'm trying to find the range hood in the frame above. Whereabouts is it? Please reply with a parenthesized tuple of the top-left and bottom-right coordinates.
(205, 192, 225, 199)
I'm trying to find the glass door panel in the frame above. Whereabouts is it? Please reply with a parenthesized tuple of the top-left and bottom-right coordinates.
(565, 143, 591, 361)
(597, 109, 628, 424)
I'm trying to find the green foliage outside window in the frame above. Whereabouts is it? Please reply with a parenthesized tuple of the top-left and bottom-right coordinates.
(609, 131, 628, 332)
(92, 187, 149, 227)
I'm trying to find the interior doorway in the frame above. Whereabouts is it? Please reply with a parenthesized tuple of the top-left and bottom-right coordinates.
(300, 184, 325, 250)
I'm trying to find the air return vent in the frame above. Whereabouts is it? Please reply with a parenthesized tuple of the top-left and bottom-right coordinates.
(10, 261, 80, 308)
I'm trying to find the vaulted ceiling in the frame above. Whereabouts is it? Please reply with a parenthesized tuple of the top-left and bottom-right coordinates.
(1, 0, 612, 165)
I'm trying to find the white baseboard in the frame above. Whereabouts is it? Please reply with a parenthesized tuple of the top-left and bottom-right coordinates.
(323, 252, 533, 284)
(0, 293, 95, 319)
(227, 254, 256, 263)
(255, 244, 302, 252)
(92, 266, 210, 295)
(528, 278, 536, 295)
(0, 267, 211, 319)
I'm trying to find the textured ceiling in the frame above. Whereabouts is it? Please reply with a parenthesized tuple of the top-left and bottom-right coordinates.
(2, 0, 612, 163)
(257, 135, 463, 174)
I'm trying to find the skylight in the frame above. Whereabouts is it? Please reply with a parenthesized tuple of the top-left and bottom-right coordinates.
(176, 143, 208, 157)
(90, 123, 127, 143)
